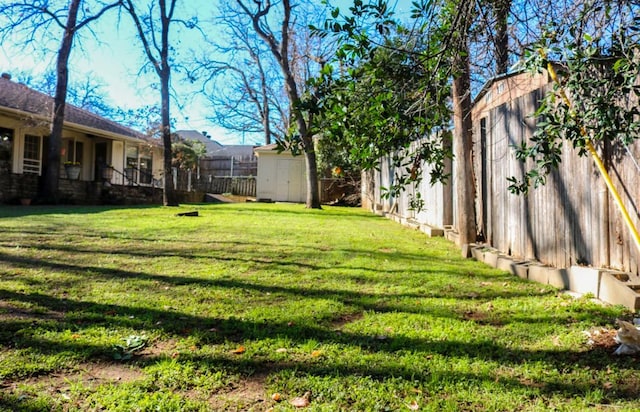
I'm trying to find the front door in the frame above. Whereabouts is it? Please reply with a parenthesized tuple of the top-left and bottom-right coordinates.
(95, 142, 108, 181)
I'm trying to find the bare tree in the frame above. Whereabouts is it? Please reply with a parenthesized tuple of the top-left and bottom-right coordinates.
(236, 0, 330, 209)
(198, 2, 288, 145)
(122, 0, 197, 206)
(0, 0, 121, 202)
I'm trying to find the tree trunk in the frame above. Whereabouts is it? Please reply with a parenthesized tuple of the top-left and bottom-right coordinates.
(40, 0, 81, 203)
(160, 0, 177, 207)
(493, 0, 510, 75)
(160, 65, 177, 206)
(452, 22, 477, 250)
(302, 136, 321, 208)
(238, 0, 321, 208)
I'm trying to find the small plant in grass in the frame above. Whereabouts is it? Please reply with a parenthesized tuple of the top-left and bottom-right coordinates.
(112, 335, 148, 361)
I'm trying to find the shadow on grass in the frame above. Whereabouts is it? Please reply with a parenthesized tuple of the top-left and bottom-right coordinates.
(0, 249, 553, 316)
(0, 204, 160, 218)
(1, 288, 637, 403)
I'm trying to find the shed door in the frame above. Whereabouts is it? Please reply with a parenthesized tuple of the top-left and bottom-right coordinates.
(276, 159, 302, 202)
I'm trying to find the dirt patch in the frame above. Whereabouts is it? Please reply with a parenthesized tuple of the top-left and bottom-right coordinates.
(462, 310, 504, 326)
(207, 372, 271, 411)
(586, 328, 619, 352)
(330, 312, 364, 330)
(140, 338, 180, 358)
(5, 362, 144, 395)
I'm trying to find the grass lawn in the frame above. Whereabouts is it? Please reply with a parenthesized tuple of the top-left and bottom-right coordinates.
(0, 203, 638, 411)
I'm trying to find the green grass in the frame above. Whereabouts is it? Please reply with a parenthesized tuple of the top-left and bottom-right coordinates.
(0, 203, 637, 411)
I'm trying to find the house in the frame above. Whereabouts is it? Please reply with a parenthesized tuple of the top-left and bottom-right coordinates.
(0, 73, 164, 204)
(254, 144, 306, 202)
(174, 129, 223, 155)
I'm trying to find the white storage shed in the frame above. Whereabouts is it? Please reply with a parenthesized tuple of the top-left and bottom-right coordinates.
(254, 144, 307, 203)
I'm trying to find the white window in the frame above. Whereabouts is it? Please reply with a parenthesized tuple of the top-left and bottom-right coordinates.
(64, 138, 84, 165)
(125, 145, 139, 184)
(23, 134, 42, 175)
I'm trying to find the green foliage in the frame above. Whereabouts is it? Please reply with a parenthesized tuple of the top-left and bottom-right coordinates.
(509, 10, 640, 194)
(171, 135, 206, 170)
(112, 335, 148, 361)
(314, 3, 457, 209)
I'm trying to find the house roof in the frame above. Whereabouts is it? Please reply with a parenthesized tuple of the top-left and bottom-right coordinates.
(0, 75, 147, 141)
(176, 129, 257, 158)
(254, 143, 278, 152)
(175, 130, 223, 154)
(213, 145, 257, 159)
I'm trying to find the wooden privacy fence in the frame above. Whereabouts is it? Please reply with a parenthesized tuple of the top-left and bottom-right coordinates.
(363, 137, 453, 230)
(364, 71, 640, 275)
(473, 80, 640, 274)
(173, 168, 256, 197)
(199, 156, 257, 177)
(202, 176, 256, 196)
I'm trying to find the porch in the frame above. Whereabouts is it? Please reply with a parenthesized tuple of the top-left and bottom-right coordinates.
(0, 173, 164, 205)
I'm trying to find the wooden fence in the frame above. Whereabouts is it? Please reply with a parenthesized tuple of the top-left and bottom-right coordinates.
(474, 83, 640, 274)
(363, 138, 453, 230)
(200, 176, 256, 196)
(199, 155, 257, 177)
(364, 71, 640, 275)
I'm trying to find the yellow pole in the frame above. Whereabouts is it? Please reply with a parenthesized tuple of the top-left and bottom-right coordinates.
(541, 54, 640, 254)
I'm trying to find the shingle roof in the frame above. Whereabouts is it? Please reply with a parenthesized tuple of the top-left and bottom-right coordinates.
(0, 76, 146, 140)
(175, 130, 224, 154)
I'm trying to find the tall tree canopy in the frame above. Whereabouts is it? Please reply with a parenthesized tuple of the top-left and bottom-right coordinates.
(235, 0, 332, 209)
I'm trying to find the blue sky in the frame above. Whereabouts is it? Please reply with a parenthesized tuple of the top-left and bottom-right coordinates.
(0, 0, 408, 145)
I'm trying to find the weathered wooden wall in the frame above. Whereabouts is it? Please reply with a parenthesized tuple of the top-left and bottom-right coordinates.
(474, 81, 640, 274)
(366, 71, 640, 274)
(199, 155, 257, 177)
(362, 138, 453, 229)
(197, 176, 256, 197)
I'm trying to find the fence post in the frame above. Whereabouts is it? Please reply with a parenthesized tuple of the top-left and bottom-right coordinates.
(172, 167, 177, 189)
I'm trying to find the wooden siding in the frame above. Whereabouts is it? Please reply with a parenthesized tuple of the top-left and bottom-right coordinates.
(474, 78, 640, 274)
(366, 70, 640, 274)
(363, 138, 452, 229)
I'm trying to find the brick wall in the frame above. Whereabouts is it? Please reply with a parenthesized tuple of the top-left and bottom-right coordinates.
(0, 173, 166, 205)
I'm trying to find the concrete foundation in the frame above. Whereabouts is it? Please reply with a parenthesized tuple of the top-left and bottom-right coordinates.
(468, 243, 640, 310)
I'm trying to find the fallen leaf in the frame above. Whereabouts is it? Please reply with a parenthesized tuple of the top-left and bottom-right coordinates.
(231, 346, 246, 354)
(271, 392, 282, 401)
(311, 350, 322, 357)
(289, 391, 311, 408)
(408, 400, 419, 410)
(71, 334, 81, 340)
